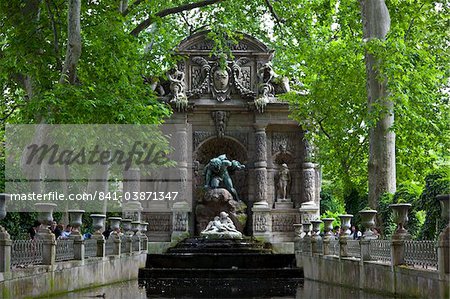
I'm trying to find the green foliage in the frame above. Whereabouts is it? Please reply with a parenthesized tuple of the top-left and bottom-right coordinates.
(320, 188, 345, 214)
(378, 193, 396, 238)
(417, 169, 450, 240)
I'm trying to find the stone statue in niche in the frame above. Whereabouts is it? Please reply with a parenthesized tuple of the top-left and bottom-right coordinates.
(204, 154, 245, 201)
(201, 211, 243, 239)
(167, 67, 188, 111)
(276, 163, 291, 202)
(212, 111, 229, 138)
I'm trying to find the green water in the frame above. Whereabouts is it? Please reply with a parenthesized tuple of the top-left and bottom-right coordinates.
(51, 279, 396, 299)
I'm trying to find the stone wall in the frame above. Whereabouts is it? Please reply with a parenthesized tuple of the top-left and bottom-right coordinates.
(298, 254, 449, 299)
(0, 252, 146, 298)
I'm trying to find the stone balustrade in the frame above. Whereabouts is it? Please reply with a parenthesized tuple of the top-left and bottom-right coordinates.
(0, 206, 149, 273)
(295, 202, 448, 272)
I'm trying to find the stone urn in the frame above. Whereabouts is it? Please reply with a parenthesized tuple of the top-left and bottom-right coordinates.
(131, 221, 141, 234)
(91, 214, 106, 233)
(437, 194, 450, 225)
(339, 214, 353, 238)
(359, 209, 378, 239)
(121, 219, 132, 235)
(322, 218, 335, 237)
(141, 222, 148, 234)
(68, 210, 85, 233)
(35, 203, 57, 226)
(0, 193, 9, 221)
(302, 222, 311, 237)
(310, 220, 322, 238)
(390, 203, 411, 237)
(108, 217, 122, 231)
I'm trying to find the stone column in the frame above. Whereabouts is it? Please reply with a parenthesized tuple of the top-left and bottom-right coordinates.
(122, 169, 142, 222)
(171, 201, 190, 241)
(253, 124, 268, 207)
(174, 125, 189, 203)
(302, 162, 317, 205)
(0, 227, 11, 272)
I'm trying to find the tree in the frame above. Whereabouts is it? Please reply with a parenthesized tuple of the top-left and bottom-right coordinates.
(360, 0, 396, 211)
(1, 0, 448, 229)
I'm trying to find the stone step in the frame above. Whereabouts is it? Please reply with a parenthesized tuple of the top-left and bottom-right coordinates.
(139, 267, 303, 279)
(139, 277, 302, 298)
(145, 253, 296, 269)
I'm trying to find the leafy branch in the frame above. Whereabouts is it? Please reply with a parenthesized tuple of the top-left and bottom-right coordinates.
(130, 0, 226, 36)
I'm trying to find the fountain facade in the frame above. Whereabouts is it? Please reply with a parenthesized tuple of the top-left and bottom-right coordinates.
(135, 31, 321, 246)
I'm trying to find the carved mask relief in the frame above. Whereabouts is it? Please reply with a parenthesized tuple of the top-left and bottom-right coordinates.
(210, 65, 232, 102)
(213, 68, 229, 90)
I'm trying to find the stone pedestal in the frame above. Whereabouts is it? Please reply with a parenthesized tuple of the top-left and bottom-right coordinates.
(92, 233, 105, 258)
(252, 205, 272, 242)
(299, 201, 319, 238)
(70, 233, 85, 260)
(275, 202, 294, 209)
(360, 239, 371, 262)
(37, 228, 56, 265)
(171, 201, 191, 242)
(0, 227, 11, 272)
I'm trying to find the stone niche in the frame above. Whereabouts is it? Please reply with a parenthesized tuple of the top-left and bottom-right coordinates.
(141, 31, 321, 243)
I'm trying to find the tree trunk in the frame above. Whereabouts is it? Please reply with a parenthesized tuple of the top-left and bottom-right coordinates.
(59, 0, 81, 84)
(360, 0, 396, 211)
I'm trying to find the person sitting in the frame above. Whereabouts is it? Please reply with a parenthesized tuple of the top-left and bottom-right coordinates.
(59, 225, 72, 239)
(28, 221, 41, 240)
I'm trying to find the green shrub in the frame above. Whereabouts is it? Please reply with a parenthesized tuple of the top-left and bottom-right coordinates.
(417, 169, 450, 240)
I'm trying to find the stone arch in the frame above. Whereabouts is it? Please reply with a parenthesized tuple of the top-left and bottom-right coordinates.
(193, 136, 248, 199)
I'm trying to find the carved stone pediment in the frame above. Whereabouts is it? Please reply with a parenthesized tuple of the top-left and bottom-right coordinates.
(154, 31, 290, 112)
(177, 31, 270, 53)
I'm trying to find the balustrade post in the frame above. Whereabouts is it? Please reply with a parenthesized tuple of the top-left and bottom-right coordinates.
(390, 203, 412, 266)
(131, 221, 141, 251)
(302, 222, 312, 256)
(111, 233, 121, 255)
(338, 214, 353, 258)
(35, 203, 57, 265)
(322, 218, 334, 255)
(360, 209, 378, 262)
(90, 214, 106, 258)
(437, 194, 449, 276)
(310, 220, 322, 255)
(140, 222, 148, 251)
(121, 219, 133, 254)
(293, 224, 302, 251)
(0, 194, 11, 272)
(0, 228, 11, 272)
(69, 210, 85, 260)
